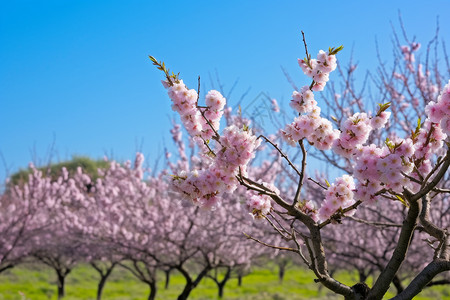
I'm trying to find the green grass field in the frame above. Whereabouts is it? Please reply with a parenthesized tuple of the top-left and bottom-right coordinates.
(0, 263, 449, 299)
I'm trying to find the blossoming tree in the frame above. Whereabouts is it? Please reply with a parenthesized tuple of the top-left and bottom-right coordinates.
(150, 29, 450, 299)
(311, 28, 450, 296)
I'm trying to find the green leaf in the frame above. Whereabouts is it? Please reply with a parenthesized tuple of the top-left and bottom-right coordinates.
(329, 45, 344, 55)
(411, 117, 422, 140)
(377, 102, 391, 115)
(325, 179, 331, 187)
(170, 174, 186, 180)
(385, 137, 395, 150)
(416, 118, 422, 133)
(395, 195, 409, 207)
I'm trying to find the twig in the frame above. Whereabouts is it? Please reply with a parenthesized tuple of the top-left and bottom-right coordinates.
(267, 212, 292, 239)
(301, 31, 310, 61)
(196, 76, 222, 143)
(197, 75, 200, 103)
(293, 140, 307, 206)
(347, 216, 403, 228)
(257, 135, 301, 176)
(265, 213, 291, 240)
(308, 177, 328, 190)
(432, 188, 450, 193)
(291, 228, 311, 267)
(243, 232, 298, 253)
(420, 153, 444, 190)
(319, 200, 363, 229)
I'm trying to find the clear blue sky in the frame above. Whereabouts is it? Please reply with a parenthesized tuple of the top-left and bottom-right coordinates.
(1, 0, 449, 181)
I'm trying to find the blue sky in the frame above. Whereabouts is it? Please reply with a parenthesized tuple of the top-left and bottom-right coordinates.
(1, 0, 449, 181)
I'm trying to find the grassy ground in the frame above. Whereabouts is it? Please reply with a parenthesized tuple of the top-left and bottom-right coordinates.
(0, 263, 449, 300)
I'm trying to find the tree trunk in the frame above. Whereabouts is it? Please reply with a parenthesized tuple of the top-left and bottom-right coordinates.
(278, 264, 286, 283)
(177, 265, 211, 300)
(57, 272, 66, 300)
(97, 276, 106, 300)
(164, 269, 171, 289)
(96, 273, 110, 300)
(148, 281, 157, 300)
(218, 283, 225, 298)
(93, 263, 116, 300)
(216, 267, 231, 299)
(177, 282, 194, 300)
(91, 261, 117, 300)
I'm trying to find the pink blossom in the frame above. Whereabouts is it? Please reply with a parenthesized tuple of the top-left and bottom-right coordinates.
(425, 101, 445, 123)
(318, 175, 356, 221)
(312, 82, 326, 91)
(271, 99, 280, 112)
(246, 193, 271, 219)
(371, 111, 391, 129)
(205, 90, 226, 110)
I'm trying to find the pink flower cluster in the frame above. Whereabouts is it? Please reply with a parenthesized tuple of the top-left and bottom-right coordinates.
(371, 111, 391, 129)
(298, 50, 337, 91)
(425, 80, 450, 135)
(246, 193, 272, 219)
(281, 50, 342, 150)
(224, 106, 252, 129)
(281, 45, 447, 223)
(350, 104, 446, 204)
(297, 200, 319, 222)
(332, 110, 391, 158)
(332, 113, 373, 158)
(282, 110, 339, 150)
(171, 125, 261, 209)
(353, 142, 414, 204)
(401, 43, 420, 64)
(412, 120, 447, 177)
(166, 80, 201, 135)
(203, 90, 226, 138)
(289, 86, 317, 113)
(318, 175, 356, 221)
(171, 168, 229, 209)
(216, 125, 261, 175)
(338, 80, 448, 206)
(165, 80, 226, 141)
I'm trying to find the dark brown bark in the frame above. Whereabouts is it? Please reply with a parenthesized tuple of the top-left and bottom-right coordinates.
(278, 262, 287, 283)
(56, 270, 68, 300)
(91, 263, 116, 300)
(391, 260, 450, 300)
(367, 198, 420, 300)
(164, 269, 171, 289)
(177, 265, 211, 300)
(0, 264, 14, 274)
(392, 275, 404, 294)
(209, 267, 232, 299)
(147, 281, 157, 300)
